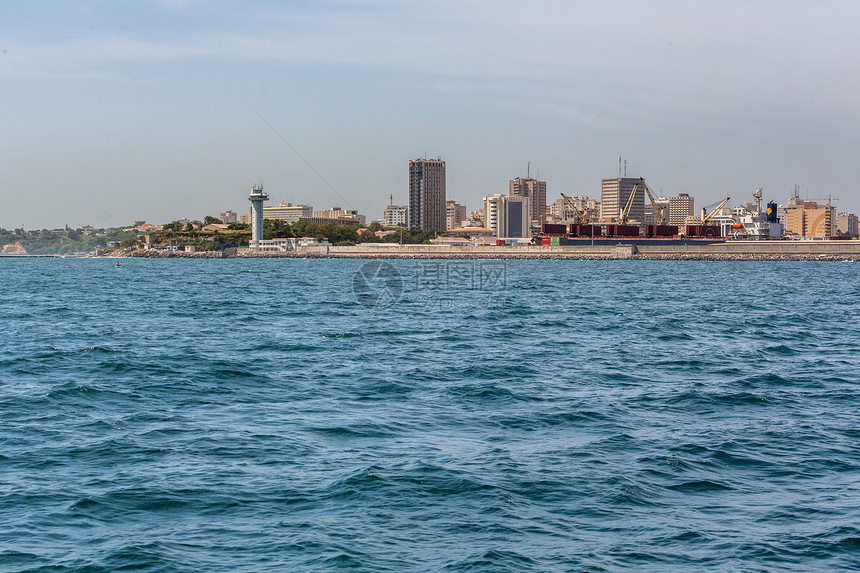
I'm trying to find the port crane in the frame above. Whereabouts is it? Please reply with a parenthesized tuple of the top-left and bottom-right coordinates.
(618, 183, 639, 225)
(701, 197, 731, 224)
(560, 193, 592, 224)
(638, 178, 666, 225)
(805, 195, 840, 208)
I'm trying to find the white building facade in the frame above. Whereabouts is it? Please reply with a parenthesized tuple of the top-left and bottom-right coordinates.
(484, 194, 530, 238)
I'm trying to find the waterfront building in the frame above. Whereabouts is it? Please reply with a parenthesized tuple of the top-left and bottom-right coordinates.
(668, 193, 695, 227)
(313, 207, 365, 225)
(483, 194, 530, 238)
(784, 201, 835, 238)
(509, 177, 547, 225)
(836, 212, 858, 236)
(259, 203, 313, 223)
(220, 211, 238, 224)
(643, 196, 670, 225)
(549, 196, 599, 223)
(445, 201, 468, 230)
(777, 186, 804, 231)
(383, 205, 408, 227)
(601, 178, 645, 224)
(710, 207, 736, 237)
(299, 216, 361, 226)
(448, 227, 494, 239)
(408, 158, 446, 230)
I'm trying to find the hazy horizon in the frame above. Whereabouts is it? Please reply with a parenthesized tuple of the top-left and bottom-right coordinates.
(2, 1, 858, 229)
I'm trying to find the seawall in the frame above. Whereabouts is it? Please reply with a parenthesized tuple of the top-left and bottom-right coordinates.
(303, 241, 860, 260)
(100, 240, 860, 260)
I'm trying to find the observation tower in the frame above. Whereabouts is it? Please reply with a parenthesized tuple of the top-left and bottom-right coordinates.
(248, 183, 269, 249)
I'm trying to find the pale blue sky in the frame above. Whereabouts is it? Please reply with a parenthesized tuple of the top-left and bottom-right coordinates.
(2, 0, 858, 228)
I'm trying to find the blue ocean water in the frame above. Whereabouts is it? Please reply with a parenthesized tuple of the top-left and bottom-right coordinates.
(1, 258, 858, 572)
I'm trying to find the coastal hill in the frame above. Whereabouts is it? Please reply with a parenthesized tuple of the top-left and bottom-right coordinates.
(1, 241, 27, 255)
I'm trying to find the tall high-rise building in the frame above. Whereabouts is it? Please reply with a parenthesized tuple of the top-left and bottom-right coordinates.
(601, 178, 645, 224)
(484, 194, 530, 238)
(408, 158, 446, 230)
(445, 201, 468, 230)
(668, 193, 695, 226)
(509, 177, 547, 224)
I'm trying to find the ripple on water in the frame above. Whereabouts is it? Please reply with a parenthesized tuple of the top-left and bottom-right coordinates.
(2, 259, 859, 571)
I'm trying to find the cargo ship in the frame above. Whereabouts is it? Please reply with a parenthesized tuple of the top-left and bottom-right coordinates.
(536, 223, 727, 246)
(541, 186, 729, 245)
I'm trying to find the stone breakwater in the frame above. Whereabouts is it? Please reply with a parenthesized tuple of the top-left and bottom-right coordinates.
(98, 247, 860, 261)
(99, 249, 226, 258)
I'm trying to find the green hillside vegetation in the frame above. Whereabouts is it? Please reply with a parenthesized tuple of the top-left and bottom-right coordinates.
(0, 218, 449, 254)
(0, 227, 140, 255)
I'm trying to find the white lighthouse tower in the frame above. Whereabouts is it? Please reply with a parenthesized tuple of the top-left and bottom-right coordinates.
(248, 183, 269, 249)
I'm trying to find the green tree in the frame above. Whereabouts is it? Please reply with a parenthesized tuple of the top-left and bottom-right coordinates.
(203, 215, 221, 226)
(263, 219, 294, 239)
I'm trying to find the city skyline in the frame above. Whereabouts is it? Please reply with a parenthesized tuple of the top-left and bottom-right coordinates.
(2, 1, 859, 229)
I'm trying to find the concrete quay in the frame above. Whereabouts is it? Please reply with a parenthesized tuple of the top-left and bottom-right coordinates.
(294, 241, 860, 260)
(103, 240, 860, 260)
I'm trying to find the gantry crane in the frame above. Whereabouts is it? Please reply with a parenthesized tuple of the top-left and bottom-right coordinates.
(560, 193, 591, 224)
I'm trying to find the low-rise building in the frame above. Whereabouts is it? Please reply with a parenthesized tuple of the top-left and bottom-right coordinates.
(448, 227, 494, 239)
(314, 207, 366, 225)
(383, 205, 408, 227)
(263, 203, 314, 222)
